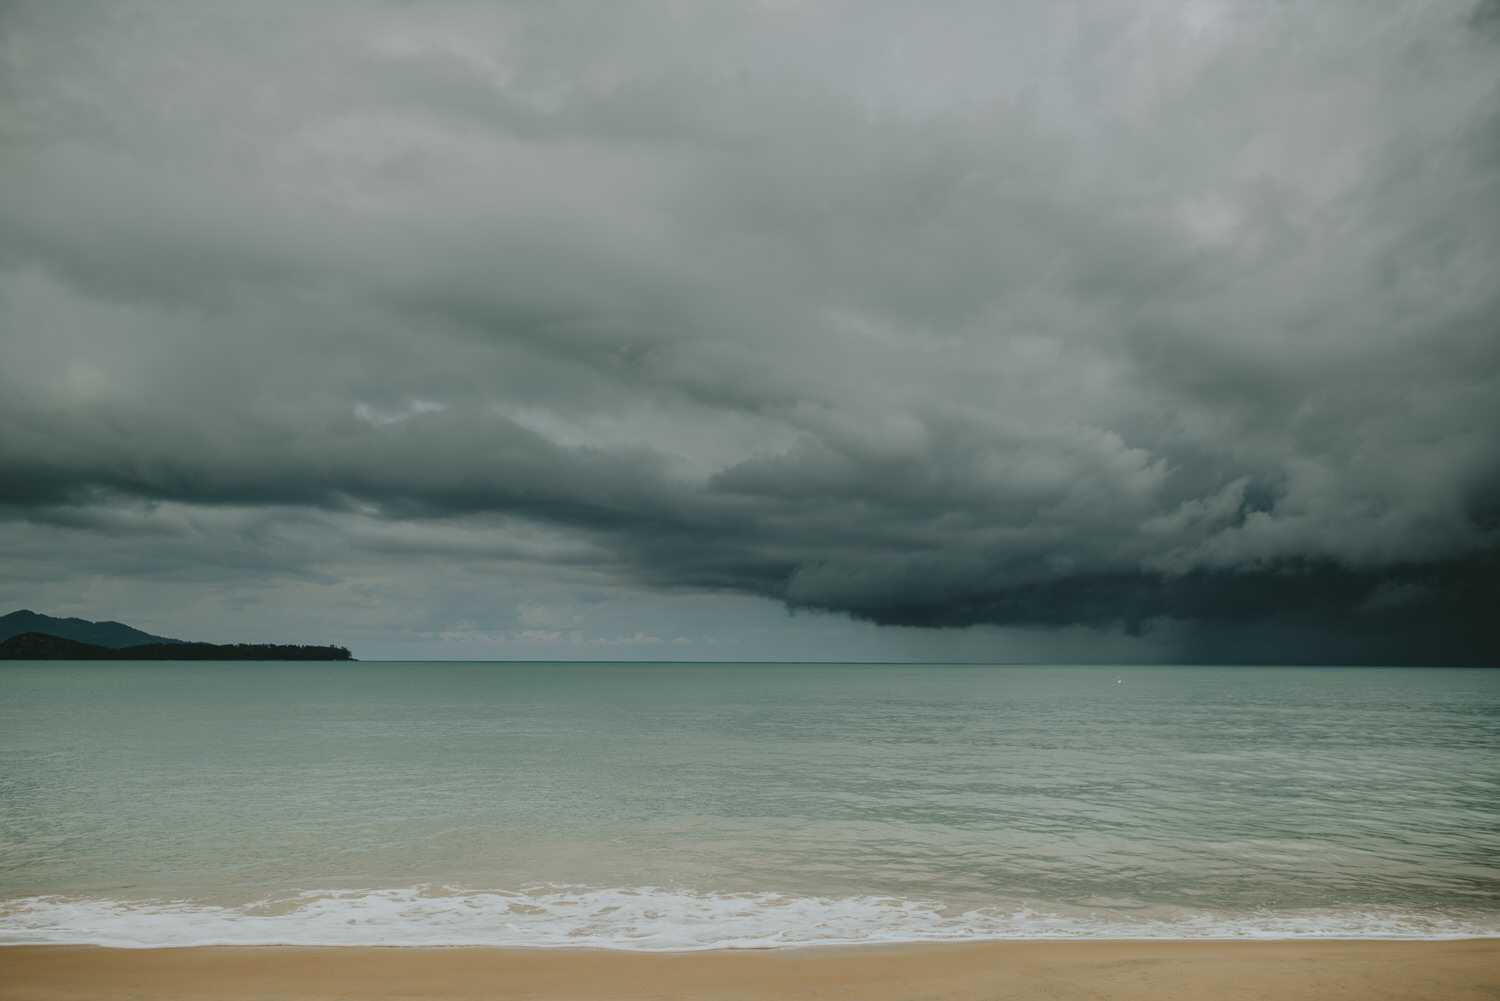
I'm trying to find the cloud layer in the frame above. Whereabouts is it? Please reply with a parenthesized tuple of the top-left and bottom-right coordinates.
(2, 1, 1497, 662)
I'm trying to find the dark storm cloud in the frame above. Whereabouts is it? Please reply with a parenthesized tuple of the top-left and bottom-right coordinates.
(1, 0, 1497, 662)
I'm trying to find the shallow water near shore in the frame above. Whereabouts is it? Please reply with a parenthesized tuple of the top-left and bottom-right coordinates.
(1, 662, 1497, 948)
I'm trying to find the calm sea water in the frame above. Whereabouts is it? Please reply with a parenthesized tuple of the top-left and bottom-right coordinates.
(1, 662, 1497, 948)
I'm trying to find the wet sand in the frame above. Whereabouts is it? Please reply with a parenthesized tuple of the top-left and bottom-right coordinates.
(3, 939, 1498, 1001)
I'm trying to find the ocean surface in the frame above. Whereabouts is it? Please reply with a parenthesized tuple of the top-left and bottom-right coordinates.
(1, 662, 1497, 949)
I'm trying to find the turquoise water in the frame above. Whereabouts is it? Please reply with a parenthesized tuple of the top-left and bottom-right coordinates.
(1, 662, 1497, 947)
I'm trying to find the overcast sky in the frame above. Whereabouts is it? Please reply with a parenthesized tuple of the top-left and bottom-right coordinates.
(2, 1, 1497, 663)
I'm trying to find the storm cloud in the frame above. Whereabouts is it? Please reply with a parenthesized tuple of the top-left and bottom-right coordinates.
(2, 1, 1497, 662)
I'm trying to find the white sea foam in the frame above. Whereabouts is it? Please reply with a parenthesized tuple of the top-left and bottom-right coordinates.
(2, 886, 1495, 949)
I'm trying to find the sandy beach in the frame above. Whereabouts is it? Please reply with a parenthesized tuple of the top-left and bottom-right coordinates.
(3, 939, 1498, 1001)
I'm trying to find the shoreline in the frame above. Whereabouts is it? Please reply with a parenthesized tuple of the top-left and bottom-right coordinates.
(4, 939, 1498, 1000)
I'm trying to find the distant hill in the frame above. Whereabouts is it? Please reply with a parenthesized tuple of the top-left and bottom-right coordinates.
(0, 610, 355, 661)
(0, 632, 111, 659)
(0, 632, 355, 661)
(0, 609, 183, 648)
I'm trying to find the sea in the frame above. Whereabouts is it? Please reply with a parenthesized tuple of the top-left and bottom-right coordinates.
(1, 662, 1497, 950)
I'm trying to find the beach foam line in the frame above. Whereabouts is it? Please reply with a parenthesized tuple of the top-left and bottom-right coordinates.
(2, 885, 1497, 949)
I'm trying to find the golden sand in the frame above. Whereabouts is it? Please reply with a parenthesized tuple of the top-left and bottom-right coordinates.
(3, 939, 1498, 1001)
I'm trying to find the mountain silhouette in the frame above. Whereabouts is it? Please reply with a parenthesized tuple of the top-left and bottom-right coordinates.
(0, 609, 183, 648)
